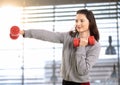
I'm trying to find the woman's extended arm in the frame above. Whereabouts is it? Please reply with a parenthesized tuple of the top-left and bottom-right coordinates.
(20, 29, 65, 43)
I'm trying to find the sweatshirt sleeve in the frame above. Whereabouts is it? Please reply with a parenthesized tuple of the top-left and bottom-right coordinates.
(75, 42, 101, 75)
(24, 29, 65, 43)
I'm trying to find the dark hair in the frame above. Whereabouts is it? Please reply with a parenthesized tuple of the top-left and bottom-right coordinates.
(69, 9, 100, 41)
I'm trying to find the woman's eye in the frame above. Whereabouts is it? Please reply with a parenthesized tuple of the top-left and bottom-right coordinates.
(75, 20, 78, 23)
(81, 20, 84, 22)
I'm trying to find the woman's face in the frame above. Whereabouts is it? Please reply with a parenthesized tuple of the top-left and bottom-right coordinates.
(75, 14, 89, 33)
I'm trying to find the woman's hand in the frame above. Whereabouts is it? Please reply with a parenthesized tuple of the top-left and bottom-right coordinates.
(79, 38, 88, 46)
(19, 30, 25, 35)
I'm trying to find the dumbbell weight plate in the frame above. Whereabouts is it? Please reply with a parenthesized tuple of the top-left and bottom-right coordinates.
(10, 26, 20, 40)
(73, 38, 80, 47)
(10, 26, 20, 35)
(10, 34, 19, 40)
(88, 36, 95, 45)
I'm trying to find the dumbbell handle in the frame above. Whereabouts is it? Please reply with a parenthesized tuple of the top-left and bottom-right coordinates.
(73, 36, 95, 47)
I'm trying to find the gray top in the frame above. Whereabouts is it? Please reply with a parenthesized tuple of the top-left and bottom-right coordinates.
(24, 29, 101, 83)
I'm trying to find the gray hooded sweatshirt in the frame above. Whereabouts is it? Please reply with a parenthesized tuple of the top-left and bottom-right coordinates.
(24, 29, 101, 83)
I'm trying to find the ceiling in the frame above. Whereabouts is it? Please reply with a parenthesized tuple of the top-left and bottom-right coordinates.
(0, 0, 118, 7)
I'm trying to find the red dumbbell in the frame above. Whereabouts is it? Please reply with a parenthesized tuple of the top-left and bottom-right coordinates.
(10, 26, 20, 40)
(73, 36, 95, 47)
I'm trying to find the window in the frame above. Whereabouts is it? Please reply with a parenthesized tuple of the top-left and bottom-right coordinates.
(0, 1, 119, 85)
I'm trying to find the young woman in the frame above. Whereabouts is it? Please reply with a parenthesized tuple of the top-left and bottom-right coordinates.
(20, 9, 101, 85)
